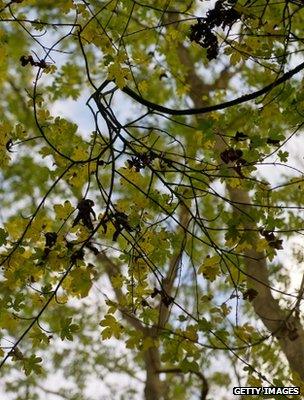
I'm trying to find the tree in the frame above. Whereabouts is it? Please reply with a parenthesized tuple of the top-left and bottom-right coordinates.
(0, 0, 304, 398)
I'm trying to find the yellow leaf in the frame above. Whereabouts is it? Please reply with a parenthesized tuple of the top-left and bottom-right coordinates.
(100, 314, 122, 339)
(72, 146, 87, 161)
(184, 325, 198, 341)
(54, 200, 74, 220)
(138, 80, 148, 94)
(230, 51, 242, 66)
(0, 312, 18, 331)
(107, 62, 130, 89)
(247, 375, 262, 387)
(119, 167, 145, 188)
(228, 178, 242, 188)
(236, 242, 252, 251)
(198, 255, 221, 282)
(256, 238, 268, 252)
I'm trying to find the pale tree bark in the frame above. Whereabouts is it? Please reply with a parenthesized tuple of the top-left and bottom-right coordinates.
(171, 20, 304, 380)
(97, 205, 191, 399)
(143, 345, 163, 400)
(97, 252, 164, 399)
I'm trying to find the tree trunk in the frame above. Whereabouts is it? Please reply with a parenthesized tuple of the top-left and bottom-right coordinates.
(144, 347, 163, 400)
(170, 17, 304, 380)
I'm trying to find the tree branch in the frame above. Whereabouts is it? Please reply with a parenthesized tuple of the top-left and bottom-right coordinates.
(97, 251, 144, 332)
(169, 17, 304, 381)
(157, 203, 190, 329)
(120, 60, 304, 115)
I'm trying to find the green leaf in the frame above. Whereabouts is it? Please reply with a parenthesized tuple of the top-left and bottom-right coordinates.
(22, 355, 43, 376)
(0, 228, 7, 246)
(68, 267, 93, 298)
(180, 359, 199, 373)
(198, 318, 212, 332)
(60, 317, 80, 341)
(277, 150, 288, 162)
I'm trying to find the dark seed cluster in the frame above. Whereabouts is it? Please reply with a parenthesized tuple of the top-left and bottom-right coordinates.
(189, 0, 241, 60)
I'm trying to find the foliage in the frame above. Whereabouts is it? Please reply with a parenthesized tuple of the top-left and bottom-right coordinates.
(0, 0, 304, 399)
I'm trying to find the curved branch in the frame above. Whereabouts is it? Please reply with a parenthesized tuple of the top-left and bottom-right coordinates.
(120, 60, 304, 115)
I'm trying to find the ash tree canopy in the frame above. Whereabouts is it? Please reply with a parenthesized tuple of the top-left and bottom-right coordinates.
(1, 0, 304, 399)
